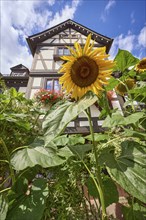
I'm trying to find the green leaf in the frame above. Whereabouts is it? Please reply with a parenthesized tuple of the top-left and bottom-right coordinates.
(105, 77, 119, 91)
(102, 111, 145, 128)
(86, 177, 118, 207)
(124, 129, 146, 140)
(136, 72, 146, 81)
(103, 178, 119, 207)
(67, 134, 85, 146)
(0, 194, 8, 220)
(7, 179, 48, 220)
(102, 112, 124, 128)
(57, 146, 73, 158)
(68, 144, 93, 160)
(11, 140, 73, 170)
(86, 177, 99, 198)
(9, 87, 18, 98)
(98, 140, 146, 203)
(43, 92, 98, 146)
(122, 203, 146, 220)
(114, 49, 139, 72)
(51, 134, 85, 147)
(51, 135, 68, 146)
(85, 133, 109, 142)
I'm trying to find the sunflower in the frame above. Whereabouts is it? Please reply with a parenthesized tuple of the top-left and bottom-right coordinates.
(135, 58, 146, 72)
(115, 78, 135, 96)
(58, 34, 115, 100)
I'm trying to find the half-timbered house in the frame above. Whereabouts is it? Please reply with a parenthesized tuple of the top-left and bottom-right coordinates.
(1, 19, 124, 133)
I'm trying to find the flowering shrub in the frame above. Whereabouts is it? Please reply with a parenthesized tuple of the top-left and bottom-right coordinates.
(34, 89, 64, 105)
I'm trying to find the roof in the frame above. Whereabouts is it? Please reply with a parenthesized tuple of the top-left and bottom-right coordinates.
(26, 19, 113, 56)
(10, 64, 29, 71)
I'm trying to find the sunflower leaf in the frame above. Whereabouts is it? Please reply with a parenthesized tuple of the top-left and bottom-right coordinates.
(98, 140, 146, 203)
(68, 144, 93, 160)
(102, 111, 144, 128)
(113, 49, 139, 72)
(11, 139, 73, 170)
(43, 91, 98, 146)
(6, 179, 48, 220)
(0, 194, 8, 220)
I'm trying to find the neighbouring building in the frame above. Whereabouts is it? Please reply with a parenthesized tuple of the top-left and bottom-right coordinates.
(1, 19, 123, 133)
(1, 64, 29, 93)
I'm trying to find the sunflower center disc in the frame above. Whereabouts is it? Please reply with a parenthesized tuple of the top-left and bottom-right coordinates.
(71, 56, 99, 87)
(80, 66, 90, 78)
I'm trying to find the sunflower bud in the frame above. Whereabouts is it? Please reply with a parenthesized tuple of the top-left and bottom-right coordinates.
(115, 79, 135, 96)
(135, 58, 146, 73)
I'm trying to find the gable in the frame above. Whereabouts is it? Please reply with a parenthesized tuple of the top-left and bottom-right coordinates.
(10, 64, 28, 71)
(42, 28, 102, 46)
(27, 19, 113, 56)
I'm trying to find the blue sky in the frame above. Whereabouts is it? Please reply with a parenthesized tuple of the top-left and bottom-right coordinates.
(0, 0, 146, 74)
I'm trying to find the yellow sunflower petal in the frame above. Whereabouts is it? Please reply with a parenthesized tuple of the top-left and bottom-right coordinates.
(88, 46, 106, 57)
(83, 33, 92, 54)
(66, 46, 77, 57)
(74, 42, 82, 57)
(61, 56, 76, 61)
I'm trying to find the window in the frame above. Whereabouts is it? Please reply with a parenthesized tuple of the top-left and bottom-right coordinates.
(58, 47, 70, 55)
(46, 79, 61, 92)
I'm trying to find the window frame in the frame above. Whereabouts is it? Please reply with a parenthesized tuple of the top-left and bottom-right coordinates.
(45, 77, 61, 92)
(57, 47, 70, 56)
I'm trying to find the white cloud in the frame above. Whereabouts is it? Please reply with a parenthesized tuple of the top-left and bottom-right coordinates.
(130, 11, 135, 24)
(47, 0, 81, 28)
(48, 0, 55, 6)
(105, 0, 116, 11)
(100, 0, 116, 22)
(110, 26, 146, 59)
(0, 0, 81, 75)
(138, 26, 146, 48)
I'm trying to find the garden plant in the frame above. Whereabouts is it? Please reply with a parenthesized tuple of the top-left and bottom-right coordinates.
(0, 34, 146, 220)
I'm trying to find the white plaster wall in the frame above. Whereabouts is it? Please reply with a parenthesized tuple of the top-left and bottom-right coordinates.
(33, 77, 42, 87)
(35, 61, 44, 69)
(55, 61, 63, 70)
(19, 87, 27, 93)
(30, 89, 38, 99)
(40, 49, 54, 59)
(67, 122, 75, 127)
(90, 105, 100, 117)
(45, 60, 53, 69)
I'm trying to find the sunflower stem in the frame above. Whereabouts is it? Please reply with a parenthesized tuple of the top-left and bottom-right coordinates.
(117, 79, 136, 112)
(86, 107, 107, 220)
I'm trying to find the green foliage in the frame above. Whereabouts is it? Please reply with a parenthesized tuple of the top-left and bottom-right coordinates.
(113, 49, 139, 72)
(6, 179, 48, 220)
(69, 144, 93, 160)
(98, 140, 146, 203)
(86, 177, 119, 208)
(122, 202, 146, 220)
(10, 138, 73, 171)
(0, 85, 41, 177)
(0, 194, 8, 220)
(102, 111, 145, 128)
